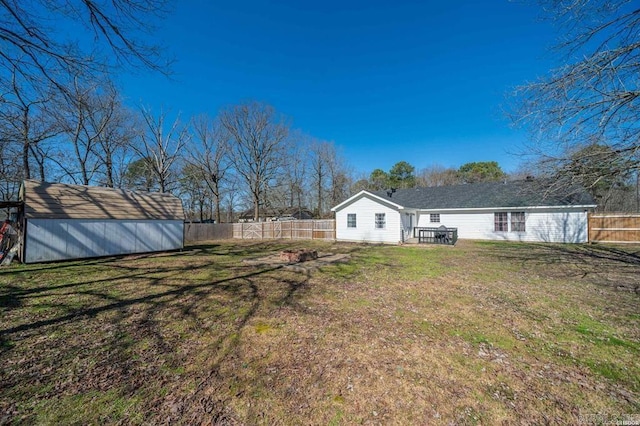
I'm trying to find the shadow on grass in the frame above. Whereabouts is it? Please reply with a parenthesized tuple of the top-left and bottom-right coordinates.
(484, 242, 640, 267)
(0, 241, 322, 423)
(0, 240, 380, 423)
(0, 242, 304, 307)
(0, 265, 285, 337)
(0, 246, 223, 278)
(478, 242, 640, 292)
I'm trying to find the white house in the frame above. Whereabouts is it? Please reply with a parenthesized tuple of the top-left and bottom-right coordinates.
(331, 180, 597, 244)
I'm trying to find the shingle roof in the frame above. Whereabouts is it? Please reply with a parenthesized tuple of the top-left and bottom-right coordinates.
(22, 180, 185, 220)
(370, 180, 596, 210)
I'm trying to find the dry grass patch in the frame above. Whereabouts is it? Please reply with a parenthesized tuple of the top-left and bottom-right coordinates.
(0, 239, 638, 424)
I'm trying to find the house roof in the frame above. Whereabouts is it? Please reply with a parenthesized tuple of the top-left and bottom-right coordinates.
(21, 180, 185, 220)
(334, 180, 596, 211)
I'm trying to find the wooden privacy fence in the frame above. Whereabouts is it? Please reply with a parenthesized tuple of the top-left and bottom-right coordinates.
(233, 220, 336, 240)
(588, 213, 640, 243)
(184, 223, 234, 242)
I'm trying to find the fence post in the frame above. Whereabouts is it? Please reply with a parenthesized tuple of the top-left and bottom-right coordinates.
(311, 220, 315, 240)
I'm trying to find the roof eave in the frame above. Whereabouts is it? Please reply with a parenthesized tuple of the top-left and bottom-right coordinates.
(331, 190, 405, 211)
(415, 204, 598, 212)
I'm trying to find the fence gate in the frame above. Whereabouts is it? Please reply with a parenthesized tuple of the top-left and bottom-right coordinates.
(242, 222, 262, 239)
(272, 221, 282, 239)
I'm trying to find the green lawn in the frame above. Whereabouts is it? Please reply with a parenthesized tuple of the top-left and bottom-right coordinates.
(0, 240, 638, 424)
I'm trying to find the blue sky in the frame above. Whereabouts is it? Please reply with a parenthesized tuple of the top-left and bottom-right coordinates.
(121, 1, 557, 175)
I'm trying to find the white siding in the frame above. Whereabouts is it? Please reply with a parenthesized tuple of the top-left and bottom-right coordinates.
(416, 209, 589, 243)
(25, 219, 184, 263)
(335, 196, 402, 243)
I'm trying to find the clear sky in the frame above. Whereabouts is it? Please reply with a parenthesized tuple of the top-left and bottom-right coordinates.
(121, 0, 558, 175)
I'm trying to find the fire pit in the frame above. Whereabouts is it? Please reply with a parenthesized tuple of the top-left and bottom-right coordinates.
(279, 249, 318, 263)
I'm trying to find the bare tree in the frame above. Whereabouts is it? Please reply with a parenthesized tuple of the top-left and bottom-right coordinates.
(350, 173, 371, 194)
(89, 83, 136, 187)
(219, 102, 289, 222)
(283, 137, 308, 214)
(56, 76, 102, 185)
(179, 163, 209, 221)
(264, 138, 307, 218)
(0, 69, 61, 181)
(0, 0, 171, 89)
(0, 138, 21, 200)
(513, 0, 640, 205)
(221, 174, 241, 222)
(308, 139, 331, 217)
(52, 76, 133, 187)
(135, 107, 189, 193)
(326, 147, 350, 214)
(188, 115, 230, 223)
(307, 139, 350, 216)
(416, 165, 460, 187)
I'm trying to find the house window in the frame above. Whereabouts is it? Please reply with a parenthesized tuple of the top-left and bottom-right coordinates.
(430, 213, 440, 223)
(347, 213, 357, 228)
(494, 212, 508, 232)
(511, 212, 526, 232)
(375, 213, 386, 229)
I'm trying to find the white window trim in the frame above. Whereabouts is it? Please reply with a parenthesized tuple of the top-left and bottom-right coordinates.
(510, 211, 526, 233)
(494, 212, 509, 232)
(495, 212, 527, 233)
(375, 213, 386, 229)
(347, 213, 357, 228)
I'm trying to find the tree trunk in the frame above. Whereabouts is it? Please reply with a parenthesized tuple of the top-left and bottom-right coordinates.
(215, 194, 221, 223)
(253, 191, 260, 222)
(22, 140, 31, 180)
(105, 151, 114, 187)
(317, 178, 322, 218)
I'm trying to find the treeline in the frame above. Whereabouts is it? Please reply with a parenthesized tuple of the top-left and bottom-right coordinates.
(0, 73, 352, 221)
(0, 68, 527, 224)
(1, 1, 638, 221)
(0, 2, 524, 221)
(4, 67, 633, 221)
(352, 161, 508, 192)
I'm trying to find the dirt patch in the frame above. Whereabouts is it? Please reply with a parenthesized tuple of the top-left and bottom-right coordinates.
(243, 252, 350, 271)
(279, 249, 318, 263)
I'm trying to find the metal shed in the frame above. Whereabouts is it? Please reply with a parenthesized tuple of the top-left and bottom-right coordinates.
(18, 180, 184, 263)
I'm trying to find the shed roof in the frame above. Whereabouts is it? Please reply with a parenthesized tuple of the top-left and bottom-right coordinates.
(369, 180, 596, 210)
(21, 180, 184, 220)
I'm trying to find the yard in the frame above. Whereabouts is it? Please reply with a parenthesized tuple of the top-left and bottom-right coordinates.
(0, 240, 638, 424)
